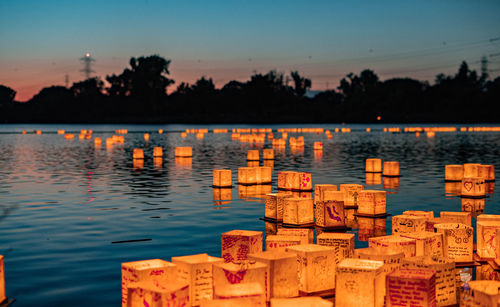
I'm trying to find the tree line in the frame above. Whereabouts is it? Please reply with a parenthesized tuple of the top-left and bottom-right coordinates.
(0, 55, 499, 123)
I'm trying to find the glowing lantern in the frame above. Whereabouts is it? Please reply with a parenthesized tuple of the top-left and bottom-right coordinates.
(181, 132, 187, 138)
(263, 149, 274, 160)
(265, 221, 279, 236)
(355, 247, 404, 276)
(335, 258, 384, 307)
(463, 163, 481, 177)
(106, 138, 114, 147)
(366, 172, 382, 185)
(278, 171, 296, 190)
(345, 208, 358, 229)
(392, 215, 427, 234)
(314, 191, 345, 228)
(314, 184, 338, 203)
(386, 268, 436, 307)
(369, 235, 417, 258)
(340, 184, 364, 208)
(208, 283, 265, 307)
(213, 261, 269, 301)
(270, 297, 332, 307)
(256, 166, 272, 184)
(382, 161, 400, 177)
(265, 193, 292, 221)
(440, 211, 471, 226)
(462, 280, 500, 307)
(171, 253, 223, 306)
(316, 233, 355, 263)
(0, 255, 5, 304)
(403, 210, 434, 218)
(283, 198, 314, 225)
(400, 232, 444, 257)
(478, 164, 495, 181)
(476, 263, 500, 281)
(265, 235, 302, 251)
(126, 280, 189, 307)
(121, 259, 178, 307)
(298, 172, 312, 191)
(247, 150, 259, 161)
(313, 142, 323, 151)
(445, 182, 461, 196)
(365, 158, 382, 173)
(175, 147, 192, 157)
(213, 188, 232, 201)
(434, 223, 473, 262)
(358, 190, 387, 216)
(143, 133, 149, 141)
(476, 221, 500, 259)
(276, 228, 313, 244)
(477, 214, 500, 223)
(220, 230, 262, 263)
(461, 177, 485, 198)
(158, 129, 163, 134)
(22, 130, 26, 134)
(35, 130, 42, 134)
(64, 134, 74, 139)
(213, 169, 232, 188)
(285, 244, 336, 293)
(445, 165, 464, 181)
(132, 148, 144, 159)
(238, 167, 257, 185)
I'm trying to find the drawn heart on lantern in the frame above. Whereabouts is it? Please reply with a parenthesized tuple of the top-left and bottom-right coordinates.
(464, 181, 473, 192)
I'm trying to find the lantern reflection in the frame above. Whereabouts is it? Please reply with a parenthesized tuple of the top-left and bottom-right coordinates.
(238, 184, 272, 200)
(383, 176, 400, 192)
(133, 159, 144, 169)
(365, 172, 382, 185)
(461, 198, 485, 218)
(263, 160, 274, 168)
(445, 182, 461, 197)
(358, 217, 387, 242)
(175, 157, 192, 169)
(153, 157, 163, 169)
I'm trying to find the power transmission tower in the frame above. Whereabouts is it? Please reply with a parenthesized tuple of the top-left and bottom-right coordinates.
(480, 55, 489, 82)
(80, 53, 95, 80)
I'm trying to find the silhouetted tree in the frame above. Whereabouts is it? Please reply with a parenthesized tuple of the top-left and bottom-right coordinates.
(290, 71, 311, 97)
(71, 77, 104, 98)
(0, 85, 16, 106)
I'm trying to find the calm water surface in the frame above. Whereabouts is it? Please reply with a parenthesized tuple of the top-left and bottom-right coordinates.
(0, 124, 499, 306)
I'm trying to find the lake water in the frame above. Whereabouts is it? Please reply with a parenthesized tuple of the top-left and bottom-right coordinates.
(0, 124, 499, 306)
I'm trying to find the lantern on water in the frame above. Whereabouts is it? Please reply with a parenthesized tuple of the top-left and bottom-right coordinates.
(476, 221, 500, 259)
(366, 172, 382, 185)
(445, 182, 461, 196)
(278, 171, 296, 190)
(126, 280, 189, 307)
(296, 172, 312, 191)
(358, 190, 386, 216)
(283, 198, 314, 225)
(313, 142, 323, 151)
(220, 230, 262, 263)
(463, 163, 481, 177)
(386, 268, 436, 307)
(213, 169, 232, 188)
(314, 184, 337, 203)
(265, 193, 292, 221)
(316, 233, 355, 264)
(369, 235, 417, 258)
(158, 129, 163, 134)
(0, 255, 5, 304)
(461, 176, 485, 198)
(392, 215, 427, 234)
(355, 247, 404, 276)
(238, 167, 257, 185)
(335, 258, 385, 307)
(382, 161, 400, 177)
(339, 184, 364, 208)
(477, 214, 500, 223)
(93, 137, 102, 146)
(209, 282, 265, 307)
(445, 165, 464, 181)
(256, 166, 272, 184)
(365, 158, 382, 173)
(213, 261, 269, 301)
(175, 146, 192, 157)
(440, 211, 471, 226)
(314, 191, 345, 228)
(478, 164, 495, 181)
(64, 134, 74, 139)
(276, 228, 313, 244)
(403, 210, 434, 218)
(57, 129, 65, 134)
(143, 133, 149, 141)
(263, 149, 274, 160)
(171, 253, 223, 306)
(121, 259, 178, 307)
(265, 235, 302, 251)
(132, 148, 144, 159)
(434, 223, 473, 262)
(462, 280, 500, 307)
(400, 232, 444, 257)
(285, 244, 336, 293)
(247, 150, 259, 161)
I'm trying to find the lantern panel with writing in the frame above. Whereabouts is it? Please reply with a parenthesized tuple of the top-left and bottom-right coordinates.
(276, 228, 313, 244)
(358, 190, 387, 216)
(283, 198, 314, 225)
(392, 215, 427, 234)
(221, 230, 263, 263)
(317, 233, 355, 264)
(400, 232, 444, 257)
(213, 261, 269, 301)
(369, 235, 417, 258)
(340, 184, 364, 208)
(440, 211, 471, 227)
(126, 280, 189, 307)
(445, 165, 464, 181)
(386, 268, 436, 307)
(434, 223, 473, 262)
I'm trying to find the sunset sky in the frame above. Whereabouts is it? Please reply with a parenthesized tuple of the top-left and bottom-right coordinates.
(1, 0, 499, 101)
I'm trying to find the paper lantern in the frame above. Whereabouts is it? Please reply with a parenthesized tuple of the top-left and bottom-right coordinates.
(203, 283, 265, 306)
(265, 193, 292, 221)
(461, 177, 485, 198)
(265, 221, 279, 236)
(316, 233, 355, 264)
(276, 228, 313, 244)
(126, 280, 189, 307)
(121, 259, 177, 307)
(270, 297, 333, 307)
(401, 256, 456, 306)
(313, 142, 323, 151)
(248, 251, 298, 298)
(366, 158, 382, 173)
(143, 133, 149, 141)
(238, 167, 257, 185)
(94, 137, 102, 146)
(462, 280, 500, 307)
(158, 129, 163, 134)
(335, 258, 384, 307)
(386, 268, 436, 307)
(132, 148, 144, 159)
(213, 261, 269, 301)
(285, 244, 336, 293)
(445, 165, 464, 181)
(340, 184, 364, 208)
(403, 210, 434, 218)
(298, 172, 312, 191)
(314, 184, 338, 203)
(486, 182, 495, 194)
(220, 230, 263, 263)
(0, 255, 5, 304)
(478, 164, 495, 181)
(434, 223, 473, 262)
(247, 150, 259, 161)
(463, 163, 481, 177)
(440, 211, 471, 227)
(265, 235, 302, 251)
(477, 214, 500, 223)
(355, 247, 404, 276)
(358, 190, 387, 216)
(476, 263, 500, 281)
(445, 182, 461, 196)
(476, 221, 500, 259)
(382, 161, 400, 177)
(369, 235, 417, 258)
(175, 147, 193, 157)
(461, 198, 485, 217)
(256, 166, 272, 184)
(358, 217, 387, 241)
(171, 253, 223, 306)
(278, 171, 296, 190)
(392, 215, 427, 234)
(366, 172, 382, 185)
(263, 149, 274, 160)
(213, 169, 232, 188)
(283, 198, 314, 225)
(400, 232, 444, 257)
(153, 147, 162, 157)
(315, 194, 345, 228)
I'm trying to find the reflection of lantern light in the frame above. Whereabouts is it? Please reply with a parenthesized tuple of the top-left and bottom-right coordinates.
(383, 176, 399, 190)
(366, 172, 382, 185)
(64, 134, 74, 139)
(247, 150, 259, 161)
(175, 157, 192, 169)
(158, 129, 163, 134)
(313, 142, 323, 151)
(133, 159, 143, 169)
(0, 255, 5, 303)
(175, 147, 192, 157)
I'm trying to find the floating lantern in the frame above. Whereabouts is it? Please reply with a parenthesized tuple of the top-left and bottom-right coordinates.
(345, 208, 358, 229)
(213, 261, 269, 301)
(265, 193, 292, 221)
(386, 268, 436, 307)
(35, 130, 41, 134)
(314, 184, 338, 203)
(382, 161, 400, 177)
(213, 188, 232, 201)
(265, 221, 280, 236)
(486, 181, 495, 194)
(152, 147, 162, 157)
(270, 297, 332, 307)
(265, 235, 302, 251)
(283, 198, 314, 225)
(445, 182, 461, 196)
(461, 176, 485, 198)
(313, 142, 323, 151)
(476, 221, 500, 259)
(434, 223, 473, 262)
(296, 172, 312, 191)
(355, 247, 404, 276)
(181, 132, 187, 138)
(366, 172, 382, 185)
(175, 147, 192, 157)
(105, 138, 114, 147)
(478, 164, 495, 181)
(315, 191, 345, 228)
(445, 165, 464, 181)
(196, 132, 204, 139)
(463, 163, 481, 177)
(400, 232, 444, 257)
(476, 263, 500, 281)
(477, 214, 500, 223)
(369, 235, 417, 258)
(126, 280, 189, 307)
(64, 134, 74, 139)
(248, 251, 298, 298)
(263, 149, 274, 160)
(335, 258, 384, 307)
(403, 210, 434, 218)
(121, 259, 178, 307)
(358, 190, 387, 216)
(276, 228, 313, 244)
(57, 129, 65, 134)
(78, 133, 85, 140)
(285, 244, 336, 293)
(365, 158, 382, 173)
(21, 130, 26, 134)
(340, 184, 364, 208)
(392, 215, 427, 234)
(278, 171, 295, 190)
(220, 230, 262, 263)
(132, 148, 144, 159)
(213, 169, 232, 188)
(247, 150, 259, 161)
(462, 280, 500, 307)
(238, 167, 257, 185)
(143, 133, 149, 141)
(316, 233, 355, 264)
(0, 255, 4, 304)
(440, 211, 471, 226)
(171, 253, 223, 306)
(256, 167, 272, 184)
(205, 283, 265, 306)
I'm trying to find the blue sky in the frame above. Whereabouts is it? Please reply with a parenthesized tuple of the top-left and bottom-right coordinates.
(1, 0, 499, 100)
